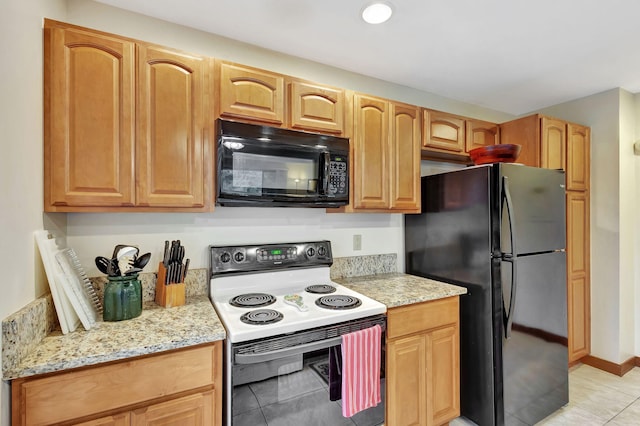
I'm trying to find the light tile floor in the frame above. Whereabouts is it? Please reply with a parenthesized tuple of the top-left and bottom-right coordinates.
(452, 364, 640, 425)
(539, 364, 640, 425)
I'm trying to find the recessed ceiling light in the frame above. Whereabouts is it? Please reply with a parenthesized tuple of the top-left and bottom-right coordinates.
(361, 2, 393, 24)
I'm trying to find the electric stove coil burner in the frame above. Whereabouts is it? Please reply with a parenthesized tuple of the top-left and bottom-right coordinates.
(305, 284, 337, 294)
(229, 293, 276, 308)
(240, 309, 284, 325)
(315, 295, 362, 310)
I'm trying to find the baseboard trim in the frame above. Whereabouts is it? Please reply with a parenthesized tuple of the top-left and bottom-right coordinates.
(581, 355, 638, 377)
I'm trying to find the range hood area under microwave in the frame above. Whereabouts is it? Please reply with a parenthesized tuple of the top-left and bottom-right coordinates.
(216, 120, 350, 208)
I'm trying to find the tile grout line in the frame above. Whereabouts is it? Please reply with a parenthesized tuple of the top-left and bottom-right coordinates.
(603, 395, 640, 425)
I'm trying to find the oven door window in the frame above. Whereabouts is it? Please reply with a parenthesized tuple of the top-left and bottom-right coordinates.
(220, 138, 321, 199)
(231, 347, 385, 426)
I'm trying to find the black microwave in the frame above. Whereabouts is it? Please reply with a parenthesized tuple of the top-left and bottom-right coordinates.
(216, 120, 349, 207)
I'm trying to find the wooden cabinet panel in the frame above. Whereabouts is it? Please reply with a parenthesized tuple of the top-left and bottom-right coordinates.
(132, 391, 214, 425)
(387, 335, 427, 426)
(289, 81, 344, 134)
(136, 45, 209, 208)
(218, 62, 285, 125)
(390, 103, 421, 211)
(541, 117, 566, 170)
(423, 110, 465, 153)
(498, 115, 540, 167)
(45, 25, 135, 209)
(13, 344, 218, 425)
(428, 325, 460, 425)
(76, 413, 131, 426)
(387, 297, 458, 339)
(566, 124, 590, 191)
(567, 191, 590, 362)
(465, 119, 499, 151)
(352, 94, 389, 209)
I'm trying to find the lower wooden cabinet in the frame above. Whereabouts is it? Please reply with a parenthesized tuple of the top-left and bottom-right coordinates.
(11, 342, 222, 426)
(386, 297, 460, 426)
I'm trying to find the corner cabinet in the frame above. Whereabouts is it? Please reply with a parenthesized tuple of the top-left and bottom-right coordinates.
(12, 342, 222, 426)
(349, 93, 420, 212)
(386, 297, 460, 426)
(44, 20, 213, 212)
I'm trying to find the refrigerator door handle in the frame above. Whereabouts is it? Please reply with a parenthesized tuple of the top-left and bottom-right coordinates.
(502, 176, 518, 339)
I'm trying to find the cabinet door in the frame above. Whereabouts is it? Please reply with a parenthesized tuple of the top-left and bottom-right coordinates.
(387, 335, 427, 426)
(423, 110, 465, 153)
(427, 325, 460, 425)
(390, 103, 421, 211)
(566, 191, 590, 362)
(541, 117, 566, 170)
(132, 391, 214, 425)
(353, 94, 390, 209)
(289, 81, 344, 134)
(566, 124, 590, 191)
(45, 25, 135, 209)
(137, 45, 210, 208)
(465, 119, 499, 152)
(218, 62, 284, 125)
(75, 412, 130, 426)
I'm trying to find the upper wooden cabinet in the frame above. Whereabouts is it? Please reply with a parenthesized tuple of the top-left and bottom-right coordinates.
(350, 93, 420, 212)
(44, 20, 213, 212)
(136, 45, 210, 208)
(540, 116, 566, 170)
(45, 23, 136, 209)
(216, 61, 285, 125)
(498, 115, 541, 167)
(566, 123, 590, 191)
(423, 110, 465, 153)
(465, 119, 499, 152)
(289, 80, 345, 135)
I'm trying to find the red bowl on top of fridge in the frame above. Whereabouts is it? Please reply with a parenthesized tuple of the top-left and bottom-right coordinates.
(469, 144, 522, 165)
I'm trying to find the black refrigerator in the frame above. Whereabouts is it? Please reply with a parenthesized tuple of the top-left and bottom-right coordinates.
(405, 163, 568, 426)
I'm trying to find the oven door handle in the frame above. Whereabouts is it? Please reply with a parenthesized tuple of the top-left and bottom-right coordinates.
(235, 336, 343, 364)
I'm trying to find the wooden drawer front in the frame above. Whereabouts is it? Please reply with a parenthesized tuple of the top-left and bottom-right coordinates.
(387, 297, 459, 339)
(17, 344, 218, 425)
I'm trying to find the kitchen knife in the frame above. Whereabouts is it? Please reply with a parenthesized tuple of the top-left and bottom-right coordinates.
(183, 259, 190, 282)
(163, 240, 170, 267)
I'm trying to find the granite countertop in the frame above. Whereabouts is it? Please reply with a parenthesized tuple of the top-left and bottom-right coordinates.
(337, 273, 467, 308)
(3, 295, 225, 380)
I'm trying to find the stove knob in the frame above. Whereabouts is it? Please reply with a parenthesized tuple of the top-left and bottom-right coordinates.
(317, 246, 327, 257)
(220, 252, 231, 263)
(234, 251, 245, 263)
(306, 247, 315, 257)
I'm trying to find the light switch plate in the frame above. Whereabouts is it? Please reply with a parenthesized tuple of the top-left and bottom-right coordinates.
(353, 234, 362, 251)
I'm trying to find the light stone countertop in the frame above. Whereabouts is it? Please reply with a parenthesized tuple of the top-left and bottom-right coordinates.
(3, 295, 225, 380)
(3, 269, 464, 381)
(337, 273, 467, 308)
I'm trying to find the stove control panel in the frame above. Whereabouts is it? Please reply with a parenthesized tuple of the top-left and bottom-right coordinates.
(210, 241, 332, 275)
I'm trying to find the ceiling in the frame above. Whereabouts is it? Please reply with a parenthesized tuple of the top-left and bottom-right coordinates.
(95, 0, 640, 115)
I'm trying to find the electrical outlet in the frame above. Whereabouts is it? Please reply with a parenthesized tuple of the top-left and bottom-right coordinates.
(353, 234, 362, 251)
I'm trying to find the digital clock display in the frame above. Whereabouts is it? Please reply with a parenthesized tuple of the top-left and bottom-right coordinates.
(271, 249, 282, 255)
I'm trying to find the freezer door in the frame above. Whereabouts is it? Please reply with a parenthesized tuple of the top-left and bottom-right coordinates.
(501, 251, 568, 425)
(498, 164, 566, 255)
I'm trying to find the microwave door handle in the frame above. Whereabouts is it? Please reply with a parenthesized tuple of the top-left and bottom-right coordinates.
(322, 151, 330, 194)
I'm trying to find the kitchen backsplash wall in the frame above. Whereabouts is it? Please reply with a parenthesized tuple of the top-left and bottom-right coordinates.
(65, 208, 405, 278)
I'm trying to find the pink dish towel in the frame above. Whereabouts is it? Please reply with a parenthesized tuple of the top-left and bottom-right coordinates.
(341, 324, 383, 417)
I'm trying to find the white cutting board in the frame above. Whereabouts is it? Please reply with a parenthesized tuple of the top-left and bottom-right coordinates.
(35, 230, 81, 334)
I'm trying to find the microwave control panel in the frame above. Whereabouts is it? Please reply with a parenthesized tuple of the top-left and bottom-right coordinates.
(328, 155, 348, 195)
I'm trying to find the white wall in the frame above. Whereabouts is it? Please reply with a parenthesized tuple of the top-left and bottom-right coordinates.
(0, 1, 67, 423)
(538, 88, 637, 363)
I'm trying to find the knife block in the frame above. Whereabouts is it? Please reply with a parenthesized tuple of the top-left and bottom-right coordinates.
(155, 262, 186, 308)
